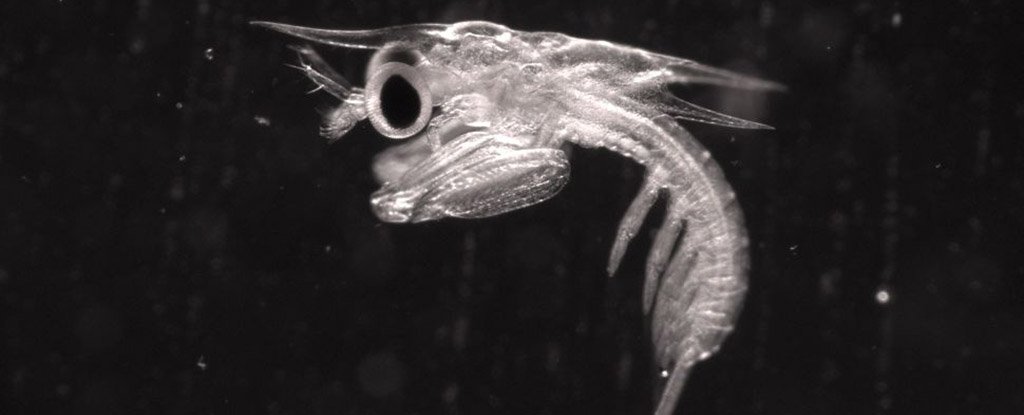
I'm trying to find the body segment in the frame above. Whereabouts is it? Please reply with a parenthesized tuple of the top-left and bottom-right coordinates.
(256, 20, 778, 414)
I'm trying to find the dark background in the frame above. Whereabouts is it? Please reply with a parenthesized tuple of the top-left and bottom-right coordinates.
(2, 1, 1022, 414)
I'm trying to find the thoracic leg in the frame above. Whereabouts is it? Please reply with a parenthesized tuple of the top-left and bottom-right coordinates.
(607, 173, 663, 277)
(656, 243, 699, 315)
(643, 196, 689, 315)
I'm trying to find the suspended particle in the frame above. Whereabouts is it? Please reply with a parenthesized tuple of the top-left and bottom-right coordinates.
(875, 288, 891, 305)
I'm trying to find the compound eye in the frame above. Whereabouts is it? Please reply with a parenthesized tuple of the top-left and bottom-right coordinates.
(365, 62, 433, 139)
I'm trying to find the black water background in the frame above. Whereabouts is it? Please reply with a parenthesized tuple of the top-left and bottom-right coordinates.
(2, 1, 1023, 414)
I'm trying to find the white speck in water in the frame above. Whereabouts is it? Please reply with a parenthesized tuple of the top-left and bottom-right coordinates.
(659, 369, 670, 378)
(875, 288, 891, 305)
(253, 115, 271, 126)
(175, 102, 183, 110)
(891, 12, 902, 28)
(204, 47, 215, 61)
(129, 37, 145, 54)
(168, 182, 184, 200)
(324, 245, 332, 253)
(759, 2, 775, 27)
(880, 396, 893, 410)
(197, 355, 207, 370)
(443, 383, 459, 403)
(178, 155, 187, 162)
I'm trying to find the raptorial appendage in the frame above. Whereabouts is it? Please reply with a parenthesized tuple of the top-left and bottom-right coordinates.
(255, 20, 778, 415)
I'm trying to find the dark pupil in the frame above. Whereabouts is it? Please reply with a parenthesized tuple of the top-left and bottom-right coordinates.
(380, 75, 420, 129)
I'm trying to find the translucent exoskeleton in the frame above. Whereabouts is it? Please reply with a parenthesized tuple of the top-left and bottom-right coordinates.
(254, 20, 781, 415)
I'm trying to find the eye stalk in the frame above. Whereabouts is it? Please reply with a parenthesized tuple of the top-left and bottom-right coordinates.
(366, 46, 427, 82)
(365, 53, 433, 139)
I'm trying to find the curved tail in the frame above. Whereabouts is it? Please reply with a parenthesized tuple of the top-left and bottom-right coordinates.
(607, 115, 750, 415)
